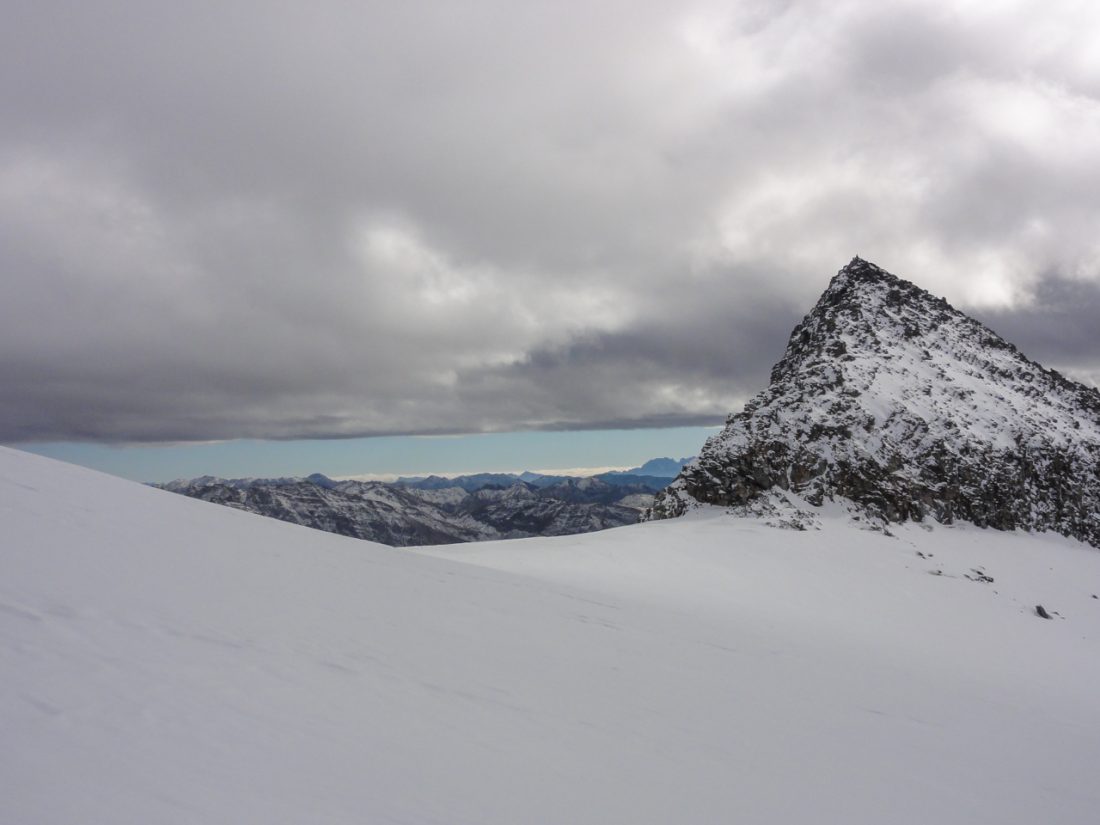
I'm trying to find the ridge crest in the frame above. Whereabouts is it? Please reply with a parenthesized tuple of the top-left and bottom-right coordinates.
(647, 259, 1100, 548)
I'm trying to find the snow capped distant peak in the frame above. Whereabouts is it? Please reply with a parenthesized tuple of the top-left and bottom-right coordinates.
(649, 258, 1100, 547)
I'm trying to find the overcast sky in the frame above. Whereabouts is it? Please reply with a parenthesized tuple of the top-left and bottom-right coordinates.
(4, 0, 1100, 449)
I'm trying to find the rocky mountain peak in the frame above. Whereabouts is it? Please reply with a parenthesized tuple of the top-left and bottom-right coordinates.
(767, 256, 964, 386)
(832, 255, 898, 286)
(648, 259, 1100, 547)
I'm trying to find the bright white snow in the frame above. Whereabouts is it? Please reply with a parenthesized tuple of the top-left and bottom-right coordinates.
(2, 445, 1099, 824)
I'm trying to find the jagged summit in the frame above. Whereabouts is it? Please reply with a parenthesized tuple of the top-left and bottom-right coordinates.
(833, 255, 897, 288)
(826, 255, 956, 305)
(648, 259, 1100, 547)
(768, 255, 1013, 387)
(828, 255, 949, 309)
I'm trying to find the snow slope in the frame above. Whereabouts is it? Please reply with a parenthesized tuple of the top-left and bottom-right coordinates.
(3, 445, 1100, 824)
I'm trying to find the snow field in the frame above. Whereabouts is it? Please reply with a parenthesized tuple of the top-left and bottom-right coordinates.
(3, 446, 1099, 824)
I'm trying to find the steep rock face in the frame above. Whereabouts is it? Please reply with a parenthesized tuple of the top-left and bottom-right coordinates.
(648, 258, 1100, 547)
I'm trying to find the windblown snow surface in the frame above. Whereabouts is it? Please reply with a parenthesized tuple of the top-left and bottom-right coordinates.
(3, 445, 1099, 824)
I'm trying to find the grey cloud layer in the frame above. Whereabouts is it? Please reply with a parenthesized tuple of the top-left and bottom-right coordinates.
(3, 0, 1099, 442)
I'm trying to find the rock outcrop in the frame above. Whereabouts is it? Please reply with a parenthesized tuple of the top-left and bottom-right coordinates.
(648, 258, 1100, 547)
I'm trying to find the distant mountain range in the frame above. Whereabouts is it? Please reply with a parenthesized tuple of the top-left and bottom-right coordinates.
(155, 458, 693, 546)
(393, 456, 693, 490)
(611, 456, 694, 477)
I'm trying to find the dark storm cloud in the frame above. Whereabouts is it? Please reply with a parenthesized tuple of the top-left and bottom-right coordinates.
(976, 278, 1100, 388)
(450, 283, 804, 430)
(2, 1, 1099, 442)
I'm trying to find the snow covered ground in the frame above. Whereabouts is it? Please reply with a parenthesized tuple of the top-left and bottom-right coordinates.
(2, 445, 1099, 824)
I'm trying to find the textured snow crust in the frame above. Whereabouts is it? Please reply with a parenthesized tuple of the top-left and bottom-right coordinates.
(4, 446, 1100, 824)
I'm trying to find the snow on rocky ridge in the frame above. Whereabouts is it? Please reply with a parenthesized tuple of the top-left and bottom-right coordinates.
(650, 258, 1100, 546)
